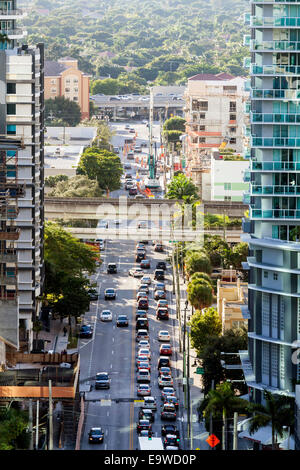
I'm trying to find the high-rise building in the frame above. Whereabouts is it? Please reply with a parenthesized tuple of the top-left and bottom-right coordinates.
(0, 2, 44, 353)
(241, 1, 300, 402)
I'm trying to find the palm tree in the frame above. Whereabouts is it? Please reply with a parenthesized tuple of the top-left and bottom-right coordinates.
(200, 382, 248, 449)
(166, 173, 199, 204)
(247, 389, 295, 450)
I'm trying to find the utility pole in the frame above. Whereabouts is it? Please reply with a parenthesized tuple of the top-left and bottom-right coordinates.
(209, 379, 214, 450)
(187, 324, 191, 446)
(29, 399, 33, 450)
(183, 300, 188, 409)
(35, 400, 39, 450)
(233, 412, 238, 450)
(49, 380, 53, 450)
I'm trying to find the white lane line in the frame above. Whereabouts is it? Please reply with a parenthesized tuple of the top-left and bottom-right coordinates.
(107, 411, 110, 417)
(112, 350, 114, 355)
(112, 337, 115, 343)
(110, 364, 113, 369)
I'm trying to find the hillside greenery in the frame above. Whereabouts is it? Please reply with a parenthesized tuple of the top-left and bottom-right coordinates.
(21, 0, 249, 92)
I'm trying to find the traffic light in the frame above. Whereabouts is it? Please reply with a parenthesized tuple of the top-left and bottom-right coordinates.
(148, 430, 152, 440)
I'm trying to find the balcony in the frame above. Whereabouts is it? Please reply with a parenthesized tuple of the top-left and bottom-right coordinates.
(251, 88, 300, 100)
(251, 112, 300, 124)
(250, 39, 300, 52)
(0, 228, 20, 240)
(243, 170, 251, 182)
(244, 13, 250, 25)
(0, 250, 17, 263)
(1, 28, 27, 39)
(243, 57, 251, 68)
(251, 137, 300, 148)
(0, 9, 26, 19)
(251, 64, 300, 76)
(243, 35, 251, 47)
(243, 192, 251, 204)
(250, 207, 300, 220)
(0, 274, 17, 285)
(244, 101, 251, 114)
(251, 16, 300, 27)
(0, 291, 16, 302)
(244, 80, 251, 92)
(251, 161, 300, 172)
(251, 184, 300, 196)
(242, 217, 252, 233)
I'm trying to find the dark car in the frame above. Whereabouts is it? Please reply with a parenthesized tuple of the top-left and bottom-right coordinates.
(107, 263, 117, 274)
(88, 427, 104, 443)
(136, 253, 145, 262)
(136, 419, 151, 434)
(161, 424, 180, 437)
(105, 288, 116, 300)
(139, 408, 155, 423)
(156, 261, 167, 271)
(140, 259, 150, 269)
(129, 187, 138, 196)
(156, 308, 169, 320)
(95, 372, 110, 390)
(88, 289, 99, 300)
(154, 243, 164, 252)
(154, 269, 165, 280)
(158, 356, 170, 369)
(137, 298, 149, 310)
(136, 317, 149, 331)
(163, 434, 180, 449)
(117, 315, 129, 327)
(79, 324, 93, 338)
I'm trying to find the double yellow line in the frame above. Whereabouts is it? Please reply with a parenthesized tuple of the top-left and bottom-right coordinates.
(129, 270, 137, 449)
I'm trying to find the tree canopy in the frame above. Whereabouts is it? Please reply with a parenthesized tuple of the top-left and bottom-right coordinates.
(45, 96, 82, 126)
(189, 307, 222, 356)
(166, 173, 199, 203)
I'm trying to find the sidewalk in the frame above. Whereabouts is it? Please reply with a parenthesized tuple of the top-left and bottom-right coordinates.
(41, 316, 77, 354)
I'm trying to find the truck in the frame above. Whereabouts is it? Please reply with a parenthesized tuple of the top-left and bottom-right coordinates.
(138, 436, 164, 450)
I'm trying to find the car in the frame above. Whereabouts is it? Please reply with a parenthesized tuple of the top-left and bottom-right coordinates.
(99, 241, 105, 250)
(137, 298, 149, 310)
(136, 291, 148, 301)
(138, 339, 150, 348)
(129, 127, 136, 133)
(155, 282, 166, 292)
(134, 146, 142, 153)
(138, 348, 151, 360)
(143, 396, 157, 411)
(141, 275, 151, 285)
(154, 243, 164, 252)
(138, 221, 147, 229)
(136, 329, 149, 341)
(159, 344, 172, 356)
(163, 434, 180, 449)
(136, 355, 149, 368)
(161, 424, 180, 437)
(116, 315, 129, 327)
(158, 330, 171, 341)
(157, 299, 168, 309)
(161, 387, 176, 401)
(88, 427, 104, 443)
(154, 290, 166, 300)
(136, 242, 146, 249)
(158, 356, 171, 369)
(158, 367, 172, 377)
(127, 152, 134, 160)
(137, 368, 151, 383)
(156, 308, 169, 320)
(125, 124, 130, 129)
(129, 187, 138, 196)
(100, 310, 113, 322)
(140, 259, 150, 269)
(137, 384, 151, 396)
(136, 317, 149, 330)
(139, 429, 152, 438)
(154, 269, 165, 280)
(79, 324, 93, 338)
(88, 289, 99, 300)
(129, 267, 144, 277)
(139, 408, 155, 423)
(136, 253, 145, 262)
(125, 181, 134, 189)
(135, 310, 148, 320)
(164, 395, 179, 409)
(125, 173, 132, 179)
(136, 246, 146, 255)
(137, 361, 151, 372)
(107, 263, 117, 274)
(158, 375, 174, 388)
(95, 372, 110, 389)
(161, 403, 177, 421)
(139, 284, 149, 294)
(113, 146, 119, 153)
(156, 261, 167, 271)
(136, 419, 151, 434)
(105, 288, 116, 300)
(124, 163, 132, 170)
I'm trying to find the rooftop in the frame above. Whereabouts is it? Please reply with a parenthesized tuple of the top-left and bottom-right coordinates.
(188, 72, 236, 81)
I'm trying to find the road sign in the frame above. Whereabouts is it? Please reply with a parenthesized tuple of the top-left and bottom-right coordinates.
(206, 434, 220, 448)
(100, 400, 112, 407)
(196, 367, 204, 375)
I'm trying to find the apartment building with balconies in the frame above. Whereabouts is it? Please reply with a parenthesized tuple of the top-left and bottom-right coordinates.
(0, 1, 44, 354)
(241, 0, 300, 404)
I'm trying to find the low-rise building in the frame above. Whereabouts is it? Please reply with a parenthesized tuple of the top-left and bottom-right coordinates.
(45, 145, 85, 179)
(217, 278, 249, 333)
(211, 151, 249, 202)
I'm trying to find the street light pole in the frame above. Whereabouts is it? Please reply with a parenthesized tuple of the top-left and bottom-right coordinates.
(183, 300, 188, 410)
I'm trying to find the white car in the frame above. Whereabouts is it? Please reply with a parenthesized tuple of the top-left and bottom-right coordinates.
(138, 348, 151, 360)
(137, 369, 151, 383)
(158, 374, 174, 388)
(100, 310, 112, 322)
(138, 340, 150, 348)
(141, 275, 151, 285)
(158, 330, 171, 342)
(129, 267, 144, 277)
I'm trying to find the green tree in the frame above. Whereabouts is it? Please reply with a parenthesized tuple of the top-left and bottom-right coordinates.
(203, 235, 231, 268)
(77, 148, 123, 196)
(187, 280, 213, 310)
(189, 307, 222, 355)
(229, 242, 249, 269)
(164, 130, 183, 144)
(166, 173, 199, 203)
(0, 406, 29, 450)
(185, 251, 212, 277)
(199, 382, 248, 449)
(45, 175, 69, 188)
(189, 272, 212, 285)
(48, 175, 102, 198)
(45, 96, 82, 126)
(163, 116, 186, 132)
(247, 390, 295, 450)
(90, 78, 120, 95)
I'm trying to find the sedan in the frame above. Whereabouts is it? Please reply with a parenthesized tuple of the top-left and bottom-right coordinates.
(139, 284, 149, 294)
(156, 261, 167, 271)
(138, 348, 151, 360)
(137, 384, 151, 396)
(158, 375, 174, 388)
(116, 315, 129, 327)
(137, 369, 151, 383)
(141, 275, 151, 285)
(139, 408, 154, 423)
(88, 427, 104, 443)
(129, 187, 138, 196)
(136, 329, 149, 341)
(164, 434, 180, 449)
(137, 298, 149, 310)
(100, 310, 112, 322)
(136, 355, 149, 367)
(164, 395, 179, 409)
(104, 288, 116, 300)
(160, 344, 172, 356)
(154, 243, 164, 252)
(158, 330, 171, 342)
(154, 290, 166, 300)
(135, 310, 147, 320)
(140, 259, 150, 269)
(137, 360, 151, 372)
(157, 299, 168, 309)
(129, 267, 144, 278)
(158, 367, 172, 377)
(156, 308, 169, 320)
(79, 324, 93, 338)
(155, 282, 166, 292)
(161, 387, 176, 401)
(136, 419, 152, 434)
(161, 424, 180, 438)
(137, 291, 148, 301)
(138, 340, 150, 348)
(161, 403, 177, 421)
(95, 372, 110, 389)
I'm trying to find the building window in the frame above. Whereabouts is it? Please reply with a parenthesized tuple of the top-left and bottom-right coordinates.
(223, 86, 237, 92)
(51, 79, 56, 84)
(224, 183, 231, 190)
(192, 100, 208, 111)
(73, 79, 78, 84)
(273, 273, 278, 281)
(65, 79, 70, 84)
(74, 88, 78, 93)
(73, 96, 78, 101)
(264, 271, 268, 278)
(65, 88, 70, 93)
(51, 88, 57, 93)
(7, 125, 16, 135)
(199, 137, 206, 143)
(7, 83, 16, 94)
(230, 138, 236, 144)
(200, 126, 205, 131)
(224, 196, 231, 201)
(229, 101, 237, 112)
(7, 103, 16, 115)
(229, 127, 236, 133)
(200, 113, 206, 119)
(229, 114, 236, 121)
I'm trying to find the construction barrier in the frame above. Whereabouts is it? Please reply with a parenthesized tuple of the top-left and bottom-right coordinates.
(75, 395, 85, 450)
